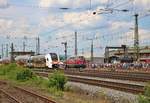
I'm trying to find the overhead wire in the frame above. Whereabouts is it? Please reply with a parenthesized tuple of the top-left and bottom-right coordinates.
(110, 0, 133, 9)
(1, 0, 150, 56)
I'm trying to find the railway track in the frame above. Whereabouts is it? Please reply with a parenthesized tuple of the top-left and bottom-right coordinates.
(32, 69, 150, 82)
(64, 71, 150, 82)
(0, 81, 56, 103)
(35, 72, 145, 94)
(0, 89, 22, 103)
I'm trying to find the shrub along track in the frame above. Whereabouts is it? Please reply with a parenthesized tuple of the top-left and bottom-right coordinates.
(35, 72, 145, 94)
(32, 68, 150, 82)
(0, 80, 56, 103)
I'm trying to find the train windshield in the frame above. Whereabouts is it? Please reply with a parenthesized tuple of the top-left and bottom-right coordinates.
(50, 53, 58, 61)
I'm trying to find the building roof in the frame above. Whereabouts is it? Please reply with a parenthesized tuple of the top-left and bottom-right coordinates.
(110, 46, 150, 55)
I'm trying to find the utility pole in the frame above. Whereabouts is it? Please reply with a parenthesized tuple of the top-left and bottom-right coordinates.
(6, 44, 8, 57)
(37, 37, 40, 55)
(82, 48, 84, 56)
(91, 40, 94, 63)
(23, 41, 25, 52)
(1, 44, 4, 59)
(134, 14, 139, 61)
(105, 47, 109, 63)
(62, 42, 67, 70)
(75, 31, 78, 57)
(36, 37, 37, 54)
(10, 43, 14, 63)
(87, 38, 94, 64)
(36, 37, 40, 55)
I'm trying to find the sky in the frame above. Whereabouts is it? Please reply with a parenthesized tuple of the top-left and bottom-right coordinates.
(0, 0, 150, 58)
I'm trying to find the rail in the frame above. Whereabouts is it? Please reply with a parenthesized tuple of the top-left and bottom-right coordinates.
(0, 89, 22, 103)
(35, 72, 145, 94)
(32, 69, 150, 82)
(0, 81, 56, 103)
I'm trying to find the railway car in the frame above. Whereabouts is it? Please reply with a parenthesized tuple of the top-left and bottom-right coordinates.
(0, 57, 10, 65)
(15, 55, 30, 67)
(27, 55, 46, 68)
(28, 53, 60, 68)
(45, 53, 60, 68)
(139, 58, 150, 63)
(15, 53, 60, 69)
(66, 56, 86, 68)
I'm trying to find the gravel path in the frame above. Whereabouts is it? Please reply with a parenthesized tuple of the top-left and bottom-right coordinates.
(66, 82, 139, 103)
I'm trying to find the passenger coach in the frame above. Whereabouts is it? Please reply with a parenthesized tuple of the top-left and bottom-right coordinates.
(15, 53, 60, 69)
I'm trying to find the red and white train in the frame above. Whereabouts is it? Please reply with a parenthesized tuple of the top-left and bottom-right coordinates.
(0, 54, 87, 69)
(0, 53, 60, 69)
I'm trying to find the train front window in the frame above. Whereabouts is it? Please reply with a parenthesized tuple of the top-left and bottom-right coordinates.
(50, 53, 58, 61)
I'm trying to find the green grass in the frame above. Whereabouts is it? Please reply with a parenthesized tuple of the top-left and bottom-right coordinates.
(138, 83, 150, 103)
(0, 64, 65, 97)
(0, 64, 109, 103)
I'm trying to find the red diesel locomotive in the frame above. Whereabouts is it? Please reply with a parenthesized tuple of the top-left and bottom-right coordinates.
(66, 56, 86, 68)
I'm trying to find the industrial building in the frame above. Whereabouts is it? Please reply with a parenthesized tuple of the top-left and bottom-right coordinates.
(109, 46, 150, 60)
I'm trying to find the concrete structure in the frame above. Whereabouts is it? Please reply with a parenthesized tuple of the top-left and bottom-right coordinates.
(109, 46, 150, 60)
(10, 51, 35, 58)
(86, 57, 104, 64)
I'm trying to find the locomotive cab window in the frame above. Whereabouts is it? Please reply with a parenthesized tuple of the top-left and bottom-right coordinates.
(50, 53, 58, 61)
(47, 58, 49, 61)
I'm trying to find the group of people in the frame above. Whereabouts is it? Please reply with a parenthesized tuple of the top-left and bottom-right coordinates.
(90, 62, 150, 71)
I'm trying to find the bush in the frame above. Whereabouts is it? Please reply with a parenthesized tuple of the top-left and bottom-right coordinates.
(138, 83, 150, 103)
(16, 69, 33, 81)
(48, 71, 67, 91)
(138, 95, 150, 103)
(0, 64, 64, 97)
(144, 85, 150, 97)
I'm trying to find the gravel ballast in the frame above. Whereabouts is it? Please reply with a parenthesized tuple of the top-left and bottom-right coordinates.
(66, 82, 139, 103)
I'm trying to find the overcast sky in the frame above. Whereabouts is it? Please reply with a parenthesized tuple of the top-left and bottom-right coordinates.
(0, 0, 150, 57)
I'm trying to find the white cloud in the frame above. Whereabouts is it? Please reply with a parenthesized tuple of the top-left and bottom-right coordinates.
(132, 0, 150, 11)
(0, 19, 13, 34)
(0, 18, 38, 38)
(12, 20, 38, 37)
(39, 0, 72, 8)
(40, 14, 64, 28)
(39, 10, 103, 31)
(0, 19, 12, 28)
(0, 0, 8, 8)
(109, 21, 132, 31)
(139, 29, 150, 40)
(134, 0, 150, 6)
(63, 10, 103, 29)
(39, 0, 52, 8)
(115, 28, 150, 46)
(39, 0, 108, 8)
